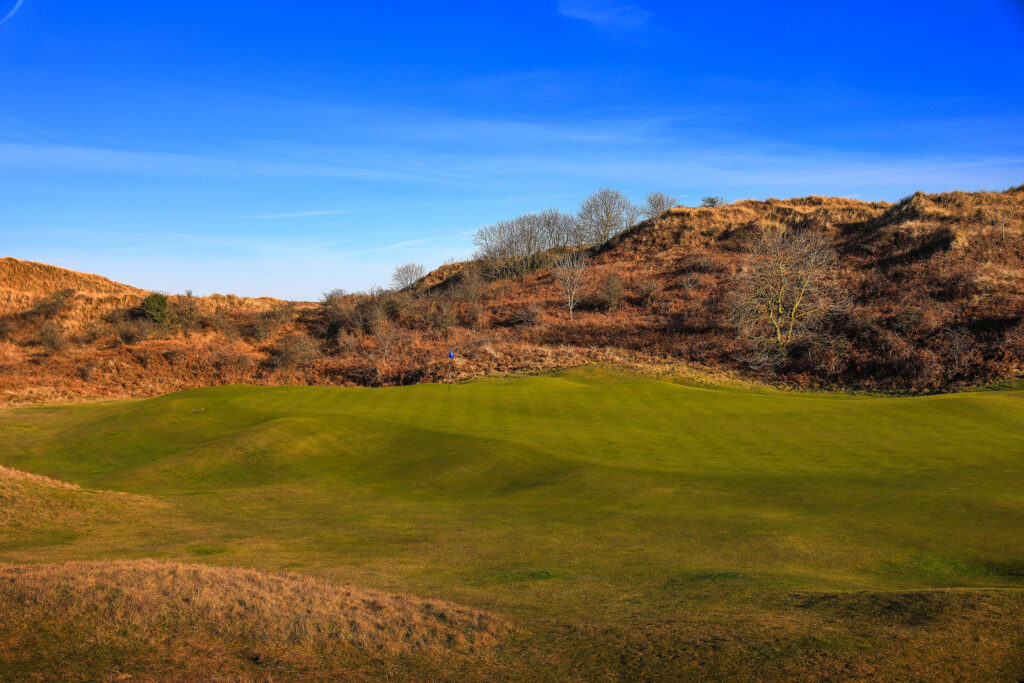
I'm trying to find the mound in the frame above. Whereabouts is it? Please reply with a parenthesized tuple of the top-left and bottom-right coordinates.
(0, 560, 509, 680)
(0, 256, 147, 299)
(0, 464, 159, 529)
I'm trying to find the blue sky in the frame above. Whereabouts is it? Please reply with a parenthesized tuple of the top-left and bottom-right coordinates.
(1, 1, 1022, 299)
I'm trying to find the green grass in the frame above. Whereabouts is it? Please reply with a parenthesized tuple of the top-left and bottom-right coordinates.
(3, 365, 1024, 679)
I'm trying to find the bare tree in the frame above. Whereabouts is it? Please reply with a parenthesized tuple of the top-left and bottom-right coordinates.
(577, 189, 640, 245)
(473, 214, 548, 278)
(552, 251, 589, 320)
(701, 196, 727, 208)
(642, 191, 679, 220)
(729, 229, 839, 364)
(391, 263, 426, 290)
(536, 208, 584, 250)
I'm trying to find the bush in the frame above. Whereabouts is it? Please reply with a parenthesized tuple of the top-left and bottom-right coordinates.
(172, 290, 200, 332)
(453, 266, 486, 303)
(163, 348, 186, 366)
(29, 289, 75, 321)
(597, 274, 625, 311)
(245, 305, 293, 342)
(269, 333, 320, 369)
(635, 279, 660, 305)
(509, 304, 540, 327)
(78, 362, 99, 381)
(116, 320, 151, 345)
(139, 293, 169, 324)
(35, 321, 68, 352)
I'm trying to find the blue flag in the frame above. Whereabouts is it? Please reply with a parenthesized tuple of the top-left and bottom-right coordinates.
(448, 349, 454, 360)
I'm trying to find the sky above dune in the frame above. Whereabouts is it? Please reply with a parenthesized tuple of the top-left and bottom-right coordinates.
(1, 1, 1023, 299)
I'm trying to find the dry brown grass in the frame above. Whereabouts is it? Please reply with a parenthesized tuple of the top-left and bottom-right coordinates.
(2, 186, 1024, 403)
(0, 257, 148, 300)
(0, 559, 510, 681)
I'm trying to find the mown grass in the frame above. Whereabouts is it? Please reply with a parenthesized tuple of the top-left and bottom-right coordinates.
(2, 365, 1024, 679)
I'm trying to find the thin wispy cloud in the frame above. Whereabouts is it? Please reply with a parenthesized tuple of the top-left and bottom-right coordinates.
(351, 230, 476, 255)
(0, 0, 21, 27)
(557, 0, 651, 30)
(231, 209, 351, 219)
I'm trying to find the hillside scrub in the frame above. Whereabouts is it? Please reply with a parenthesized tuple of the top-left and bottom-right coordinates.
(1, 187, 1024, 403)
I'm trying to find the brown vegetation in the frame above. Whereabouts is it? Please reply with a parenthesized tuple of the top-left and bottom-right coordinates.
(0, 560, 509, 680)
(1, 186, 1023, 404)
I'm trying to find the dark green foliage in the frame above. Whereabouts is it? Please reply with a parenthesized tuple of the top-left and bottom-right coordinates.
(139, 293, 169, 324)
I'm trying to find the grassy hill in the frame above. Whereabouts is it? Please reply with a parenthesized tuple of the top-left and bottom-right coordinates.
(0, 256, 148, 302)
(2, 367, 1023, 679)
(2, 187, 1023, 405)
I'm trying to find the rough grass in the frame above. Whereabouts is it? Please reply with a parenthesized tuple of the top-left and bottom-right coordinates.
(2, 367, 1024, 679)
(0, 256, 148, 300)
(5, 187, 1024, 403)
(0, 560, 508, 681)
(0, 463, 163, 552)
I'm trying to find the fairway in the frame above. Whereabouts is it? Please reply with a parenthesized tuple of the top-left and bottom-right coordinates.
(3, 366, 1024, 679)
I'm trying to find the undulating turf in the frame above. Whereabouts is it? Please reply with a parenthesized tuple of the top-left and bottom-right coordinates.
(2, 366, 1024, 680)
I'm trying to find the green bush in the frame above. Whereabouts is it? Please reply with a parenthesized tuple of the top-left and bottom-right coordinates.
(139, 293, 169, 324)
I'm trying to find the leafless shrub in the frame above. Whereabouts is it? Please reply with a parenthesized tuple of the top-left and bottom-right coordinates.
(372, 319, 405, 359)
(172, 290, 200, 332)
(35, 322, 68, 352)
(115, 320, 152, 346)
(77, 361, 100, 381)
(319, 289, 359, 338)
(536, 208, 584, 250)
(596, 273, 625, 311)
(269, 333, 320, 368)
(945, 327, 977, 370)
(454, 265, 486, 303)
(473, 214, 548, 278)
(642, 191, 679, 220)
(246, 305, 293, 342)
(163, 348, 186, 366)
(429, 292, 458, 332)
(728, 229, 840, 367)
(27, 289, 75, 322)
(459, 304, 483, 328)
(701, 196, 727, 208)
(509, 304, 541, 327)
(635, 278, 660, 305)
(335, 330, 362, 354)
(391, 263, 426, 290)
(553, 251, 590, 320)
(577, 189, 640, 245)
